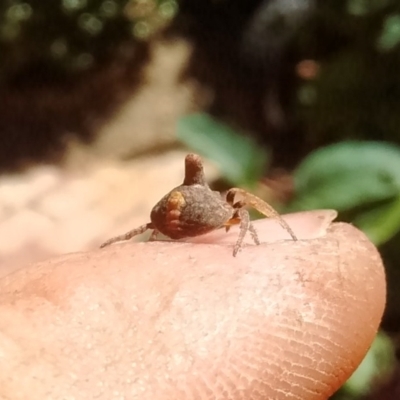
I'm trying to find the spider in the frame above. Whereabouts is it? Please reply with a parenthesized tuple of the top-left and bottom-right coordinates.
(100, 153, 297, 256)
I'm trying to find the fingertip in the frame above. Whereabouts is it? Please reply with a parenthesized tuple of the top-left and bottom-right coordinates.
(0, 214, 385, 400)
(93, 219, 385, 399)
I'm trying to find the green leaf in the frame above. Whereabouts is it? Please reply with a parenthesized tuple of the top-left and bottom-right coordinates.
(177, 113, 269, 187)
(344, 332, 395, 396)
(377, 14, 400, 52)
(289, 141, 400, 211)
(354, 195, 400, 245)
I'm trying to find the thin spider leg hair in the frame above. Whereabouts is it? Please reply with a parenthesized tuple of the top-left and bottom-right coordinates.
(227, 188, 297, 241)
(233, 208, 251, 256)
(248, 220, 260, 245)
(100, 223, 153, 248)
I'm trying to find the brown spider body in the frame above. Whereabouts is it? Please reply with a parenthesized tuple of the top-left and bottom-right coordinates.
(150, 185, 233, 239)
(100, 153, 297, 256)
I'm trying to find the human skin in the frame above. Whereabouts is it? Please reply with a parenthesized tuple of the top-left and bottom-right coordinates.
(0, 210, 386, 400)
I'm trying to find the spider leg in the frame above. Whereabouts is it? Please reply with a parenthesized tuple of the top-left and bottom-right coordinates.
(225, 200, 260, 256)
(228, 209, 259, 256)
(100, 223, 154, 248)
(149, 229, 160, 241)
(226, 189, 236, 206)
(232, 209, 250, 256)
(227, 188, 297, 241)
(248, 220, 260, 246)
(224, 215, 240, 232)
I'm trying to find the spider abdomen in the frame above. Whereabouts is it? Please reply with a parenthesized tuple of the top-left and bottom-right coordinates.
(150, 185, 232, 239)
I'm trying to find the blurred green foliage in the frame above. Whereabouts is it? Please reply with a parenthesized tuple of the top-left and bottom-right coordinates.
(178, 113, 269, 189)
(0, 0, 177, 82)
(0, 0, 179, 170)
(289, 141, 400, 212)
(296, 0, 400, 151)
(335, 332, 395, 399)
(288, 141, 400, 246)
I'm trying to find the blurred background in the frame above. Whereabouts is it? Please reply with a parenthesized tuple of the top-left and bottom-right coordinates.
(0, 0, 400, 398)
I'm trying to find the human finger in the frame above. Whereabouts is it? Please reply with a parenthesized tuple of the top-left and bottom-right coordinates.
(0, 214, 385, 400)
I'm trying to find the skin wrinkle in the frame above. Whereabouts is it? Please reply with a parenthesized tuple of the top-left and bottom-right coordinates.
(285, 380, 319, 399)
(241, 320, 328, 392)
(0, 213, 386, 400)
(266, 356, 325, 397)
(215, 369, 243, 397)
(233, 330, 314, 398)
